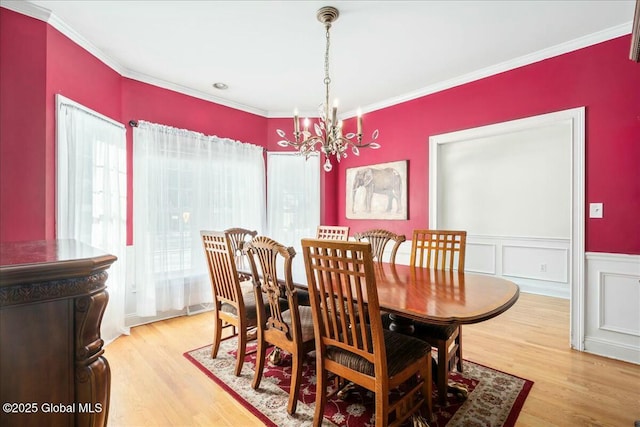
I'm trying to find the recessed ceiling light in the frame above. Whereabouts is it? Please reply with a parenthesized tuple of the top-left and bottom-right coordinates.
(212, 82, 228, 90)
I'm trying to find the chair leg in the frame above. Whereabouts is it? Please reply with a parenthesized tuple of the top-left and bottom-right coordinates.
(252, 336, 266, 390)
(313, 361, 327, 427)
(456, 327, 463, 373)
(287, 352, 303, 415)
(374, 384, 388, 427)
(235, 324, 247, 376)
(211, 315, 223, 358)
(437, 343, 448, 405)
(423, 354, 433, 422)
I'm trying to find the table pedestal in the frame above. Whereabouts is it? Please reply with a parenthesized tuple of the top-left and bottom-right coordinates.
(388, 313, 415, 334)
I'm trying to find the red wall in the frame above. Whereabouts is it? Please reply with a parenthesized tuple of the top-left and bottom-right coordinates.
(0, 10, 48, 241)
(0, 8, 268, 245)
(2, 8, 639, 254)
(326, 36, 638, 255)
(46, 21, 123, 241)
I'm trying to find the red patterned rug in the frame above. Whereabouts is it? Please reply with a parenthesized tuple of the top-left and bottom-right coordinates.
(184, 336, 532, 426)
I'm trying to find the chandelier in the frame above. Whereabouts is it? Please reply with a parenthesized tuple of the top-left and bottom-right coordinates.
(277, 6, 380, 172)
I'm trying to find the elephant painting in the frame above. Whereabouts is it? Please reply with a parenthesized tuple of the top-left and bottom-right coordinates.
(347, 161, 407, 219)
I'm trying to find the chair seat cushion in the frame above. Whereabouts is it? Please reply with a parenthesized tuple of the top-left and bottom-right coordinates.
(413, 321, 459, 340)
(296, 289, 311, 306)
(221, 290, 259, 320)
(326, 329, 431, 377)
(239, 279, 254, 294)
(281, 306, 315, 342)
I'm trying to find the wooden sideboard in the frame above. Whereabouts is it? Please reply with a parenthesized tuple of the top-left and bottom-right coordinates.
(0, 240, 116, 427)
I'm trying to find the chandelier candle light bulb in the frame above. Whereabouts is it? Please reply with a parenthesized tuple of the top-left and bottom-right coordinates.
(293, 109, 300, 139)
(276, 6, 381, 172)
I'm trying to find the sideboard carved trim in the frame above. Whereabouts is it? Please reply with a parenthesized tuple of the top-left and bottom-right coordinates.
(0, 271, 108, 307)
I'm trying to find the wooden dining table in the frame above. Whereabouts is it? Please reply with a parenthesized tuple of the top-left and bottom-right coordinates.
(370, 262, 519, 333)
(237, 256, 520, 333)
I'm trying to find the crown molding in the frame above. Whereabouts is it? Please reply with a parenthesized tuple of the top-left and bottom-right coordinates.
(356, 22, 632, 116)
(1, 0, 50, 22)
(1, 0, 125, 74)
(1, 0, 266, 117)
(2, 1, 632, 119)
(122, 70, 267, 117)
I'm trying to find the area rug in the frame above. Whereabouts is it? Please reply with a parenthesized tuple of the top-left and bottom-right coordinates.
(184, 337, 532, 427)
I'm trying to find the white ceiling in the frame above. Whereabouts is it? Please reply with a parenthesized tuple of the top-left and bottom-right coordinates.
(7, 1, 636, 117)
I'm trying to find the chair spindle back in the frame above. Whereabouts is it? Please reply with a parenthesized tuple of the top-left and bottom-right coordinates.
(410, 229, 467, 271)
(316, 225, 350, 241)
(302, 238, 384, 366)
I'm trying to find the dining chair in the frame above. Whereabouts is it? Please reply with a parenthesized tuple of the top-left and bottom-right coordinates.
(244, 236, 315, 415)
(301, 238, 433, 426)
(353, 229, 406, 263)
(224, 227, 258, 255)
(316, 225, 350, 240)
(224, 227, 258, 286)
(410, 229, 467, 404)
(201, 230, 258, 376)
(293, 225, 350, 307)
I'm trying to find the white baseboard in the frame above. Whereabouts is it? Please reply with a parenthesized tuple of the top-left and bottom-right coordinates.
(583, 337, 640, 365)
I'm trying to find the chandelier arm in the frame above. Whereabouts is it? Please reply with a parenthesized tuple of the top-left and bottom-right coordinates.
(334, 137, 374, 148)
(284, 135, 325, 149)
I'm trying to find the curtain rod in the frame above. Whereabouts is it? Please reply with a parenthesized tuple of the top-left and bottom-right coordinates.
(127, 120, 265, 151)
(57, 95, 125, 130)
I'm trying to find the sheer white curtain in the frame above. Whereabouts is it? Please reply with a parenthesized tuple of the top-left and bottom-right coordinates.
(267, 152, 320, 253)
(56, 94, 128, 344)
(133, 121, 265, 318)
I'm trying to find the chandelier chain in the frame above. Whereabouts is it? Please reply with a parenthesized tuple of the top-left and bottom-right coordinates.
(324, 24, 331, 86)
(324, 22, 331, 131)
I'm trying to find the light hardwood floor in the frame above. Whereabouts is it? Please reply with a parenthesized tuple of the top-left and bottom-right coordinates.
(106, 293, 639, 426)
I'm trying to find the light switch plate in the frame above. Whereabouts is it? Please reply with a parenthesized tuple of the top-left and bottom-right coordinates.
(589, 202, 603, 218)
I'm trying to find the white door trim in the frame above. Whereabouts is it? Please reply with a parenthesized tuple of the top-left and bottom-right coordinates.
(428, 107, 585, 351)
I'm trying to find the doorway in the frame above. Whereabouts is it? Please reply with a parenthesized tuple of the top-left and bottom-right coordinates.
(428, 107, 585, 351)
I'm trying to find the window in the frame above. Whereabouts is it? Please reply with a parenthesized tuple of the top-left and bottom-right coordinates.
(56, 94, 128, 343)
(133, 121, 265, 318)
(267, 152, 320, 252)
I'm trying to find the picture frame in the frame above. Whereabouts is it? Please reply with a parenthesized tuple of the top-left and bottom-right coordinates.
(631, 0, 640, 62)
(346, 160, 407, 220)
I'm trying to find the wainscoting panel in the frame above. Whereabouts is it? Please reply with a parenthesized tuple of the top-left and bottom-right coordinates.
(599, 273, 640, 336)
(502, 245, 568, 283)
(465, 242, 497, 275)
(471, 235, 570, 298)
(585, 252, 640, 364)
